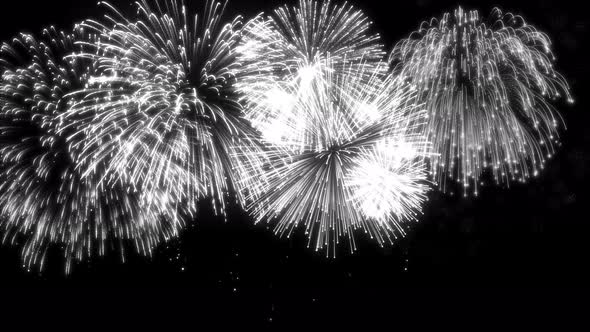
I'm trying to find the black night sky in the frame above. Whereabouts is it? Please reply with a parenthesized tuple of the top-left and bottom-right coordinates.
(0, 0, 588, 328)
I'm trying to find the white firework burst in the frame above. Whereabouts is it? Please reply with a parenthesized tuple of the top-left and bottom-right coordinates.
(346, 139, 429, 226)
(390, 7, 573, 195)
(235, 0, 386, 150)
(238, 59, 431, 255)
(0, 28, 181, 273)
(60, 0, 265, 217)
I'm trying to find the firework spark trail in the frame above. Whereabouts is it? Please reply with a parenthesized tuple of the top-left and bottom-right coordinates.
(59, 0, 267, 217)
(0, 28, 181, 273)
(237, 58, 431, 256)
(235, 0, 387, 150)
(390, 7, 573, 195)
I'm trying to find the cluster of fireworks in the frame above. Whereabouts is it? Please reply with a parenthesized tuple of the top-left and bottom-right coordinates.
(0, 0, 572, 272)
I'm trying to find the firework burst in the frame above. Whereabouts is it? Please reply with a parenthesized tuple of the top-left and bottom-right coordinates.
(60, 0, 264, 217)
(238, 59, 430, 255)
(390, 7, 573, 195)
(0, 28, 180, 273)
(235, 0, 386, 149)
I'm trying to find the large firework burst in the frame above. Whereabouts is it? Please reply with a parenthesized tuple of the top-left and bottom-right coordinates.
(235, 0, 386, 149)
(390, 7, 573, 195)
(238, 59, 430, 255)
(60, 0, 264, 216)
(0, 28, 180, 273)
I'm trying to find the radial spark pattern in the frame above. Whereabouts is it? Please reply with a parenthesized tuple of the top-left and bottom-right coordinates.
(60, 0, 264, 216)
(235, 0, 386, 149)
(0, 29, 180, 273)
(238, 60, 430, 255)
(390, 7, 573, 195)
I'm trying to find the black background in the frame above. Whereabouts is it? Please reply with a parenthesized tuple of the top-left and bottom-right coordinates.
(0, 0, 588, 327)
